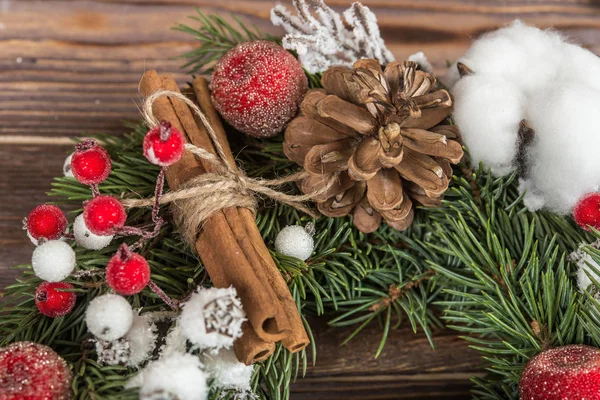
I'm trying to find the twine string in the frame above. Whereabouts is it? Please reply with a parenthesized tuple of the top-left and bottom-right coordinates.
(124, 89, 337, 245)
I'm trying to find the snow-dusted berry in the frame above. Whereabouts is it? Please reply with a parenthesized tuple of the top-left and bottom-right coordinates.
(63, 152, 75, 178)
(143, 120, 185, 167)
(35, 281, 77, 317)
(26, 204, 67, 243)
(274, 224, 315, 261)
(202, 348, 254, 392)
(574, 193, 600, 231)
(86, 293, 133, 341)
(106, 244, 151, 295)
(0, 342, 72, 399)
(73, 214, 114, 250)
(138, 354, 208, 400)
(180, 287, 246, 352)
(71, 139, 112, 185)
(32, 240, 76, 282)
(83, 195, 127, 236)
(211, 40, 308, 138)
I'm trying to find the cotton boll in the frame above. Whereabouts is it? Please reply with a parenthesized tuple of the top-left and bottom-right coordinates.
(202, 348, 254, 392)
(407, 51, 433, 73)
(73, 214, 113, 250)
(179, 287, 246, 352)
(126, 312, 157, 367)
(559, 44, 600, 94)
(452, 74, 525, 175)
(518, 179, 546, 212)
(139, 354, 208, 400)
(525, 83, 600, 213)
(86, 294, 133, 341)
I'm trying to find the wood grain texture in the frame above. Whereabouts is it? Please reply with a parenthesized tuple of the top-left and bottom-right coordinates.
(2, 0, 599, 397)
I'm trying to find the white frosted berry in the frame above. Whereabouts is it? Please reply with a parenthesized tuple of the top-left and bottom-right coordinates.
(86, 294, 133, 341)
(179, 287, 246, 352)
(274, 224, 315, 261)
(126, 312, 157, 367)
(63, 153, 74, 178)
(31, 240, 76, 282)
(139, 354, 208, 400)
(202, 348, 254, 392)
(73, 214, 113, 250)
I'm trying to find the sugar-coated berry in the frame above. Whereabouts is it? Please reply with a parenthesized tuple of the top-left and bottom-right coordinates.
(574, 193, 600, 231)
(519, 344, 600, 400)
(32, 240, 76, 282)
(83, 195, 127, 236)
(0, 342, 73, 399)
(35, 281, 77, 317)
(143, 120, 185, 167)
(71, 139, 112, 185)
(211, 40, 308, 138)
(63, 152, 74, 178)
(86, 294, 133, 341)
(73, 214, 113, 250)
(26, 204, 67, 242)
(106, 244, 151, 295)
(274, 225, 315, 261)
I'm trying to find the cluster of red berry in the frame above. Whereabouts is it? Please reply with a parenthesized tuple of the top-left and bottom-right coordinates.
(27, 122, 185, 318)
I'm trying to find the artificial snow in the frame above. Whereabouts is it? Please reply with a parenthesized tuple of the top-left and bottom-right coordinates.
(572, 243, 600, 294)
(138, 354, 208, 400)
(73, 214, 113, 250)
(450, 20, 600, 214)
(274, 225, 315, 261)
(125, 312, 157, 367)
(85, 294, 133, 341)
(31, 240, 76, 282)
(179, 287, 246, 352)
(202, 348, 254, 392)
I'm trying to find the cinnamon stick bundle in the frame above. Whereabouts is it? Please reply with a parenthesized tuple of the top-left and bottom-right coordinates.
(139, 70, 309, 364)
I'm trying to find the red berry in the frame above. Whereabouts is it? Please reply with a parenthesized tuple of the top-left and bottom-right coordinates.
(71, 139, 112, 185)
(574, 193, 600, 230)
(519, 344, 600, 400)
(83, 195, 126, 236)
(106, 244, 151, 295)
(211, 40, 308, 138)
(35, 282, 76, 317)
(0, 341, 73, 399)
(143, 120, 185, 167)
(26, 205, 67, 242)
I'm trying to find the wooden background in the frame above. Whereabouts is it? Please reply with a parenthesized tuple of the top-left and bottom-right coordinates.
(1, 0, 599, 398)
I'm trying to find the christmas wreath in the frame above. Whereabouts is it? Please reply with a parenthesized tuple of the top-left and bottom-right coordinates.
(2, 1, 600, 399)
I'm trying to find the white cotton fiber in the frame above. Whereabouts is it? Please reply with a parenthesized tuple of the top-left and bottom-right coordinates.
(576, 252, 600, 294)
(139, 354, 208, 400)
(450, 20, 600, 214)
(202, 348, 254, 392)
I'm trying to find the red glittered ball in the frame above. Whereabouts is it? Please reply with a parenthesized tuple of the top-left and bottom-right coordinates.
(211, 40, 308, 138)
(106, 244, 151, 295)
(71, 139, 112, 185)
(574, 193, 600, 231)
(26, 204, 67, 242)
(83, 195, 126, 236)
(35, 281, 77, 318)
(143, 120, 185, 167)
(519, 344, 600, 400)
(0, 341, 73, 399)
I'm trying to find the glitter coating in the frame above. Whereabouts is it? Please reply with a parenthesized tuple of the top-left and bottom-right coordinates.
(143, 124, 185, 167)
(519, 344, 600, 400)
(26, 205, 67, 242)
(211, 40, 308, 138)
(71, 143, 111, 185)
(31, 240, 76, 282)
(0, 341, 73, 399)
(106, 250, 151, 295)
(85, 294, 133, 341)
(574, 193, 600, 231)
(35, 281, 77, 318)
(83, 195, 127, 236)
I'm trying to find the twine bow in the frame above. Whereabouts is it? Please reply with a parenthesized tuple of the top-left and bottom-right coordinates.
(121, 90, 336, 245)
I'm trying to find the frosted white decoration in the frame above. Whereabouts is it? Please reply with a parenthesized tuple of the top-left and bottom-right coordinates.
(139, 354, 208, 400)
(31, 240, 76, 282)
(86, 294, 133, 341)
(63, 153, 75, 178)
(202, 347, 254, 392)
(73, 214, 114, 250)
(274, 224, 314, 261)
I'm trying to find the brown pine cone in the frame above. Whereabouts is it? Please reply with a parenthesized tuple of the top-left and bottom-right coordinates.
(284, 59, 463, 233)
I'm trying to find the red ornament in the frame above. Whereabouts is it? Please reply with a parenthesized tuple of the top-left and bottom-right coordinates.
(0, 341, 73, 399)
(106, 244, 151, 295)
(519, 344, 600, 400)
(71, 139, 112, 185)
(26, 204, 67, 242)
(35, 282, 76, 318)
(83, 195, 127, 236)
(574, 193, 600, 231)
(143, 120, 185, 167)
(211, 40, 308, 138)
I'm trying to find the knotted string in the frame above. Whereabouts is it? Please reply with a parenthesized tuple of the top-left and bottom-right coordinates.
(122, 89, 336, 245)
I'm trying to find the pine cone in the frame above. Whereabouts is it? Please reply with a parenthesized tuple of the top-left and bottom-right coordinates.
(284, 59, 463, 232)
